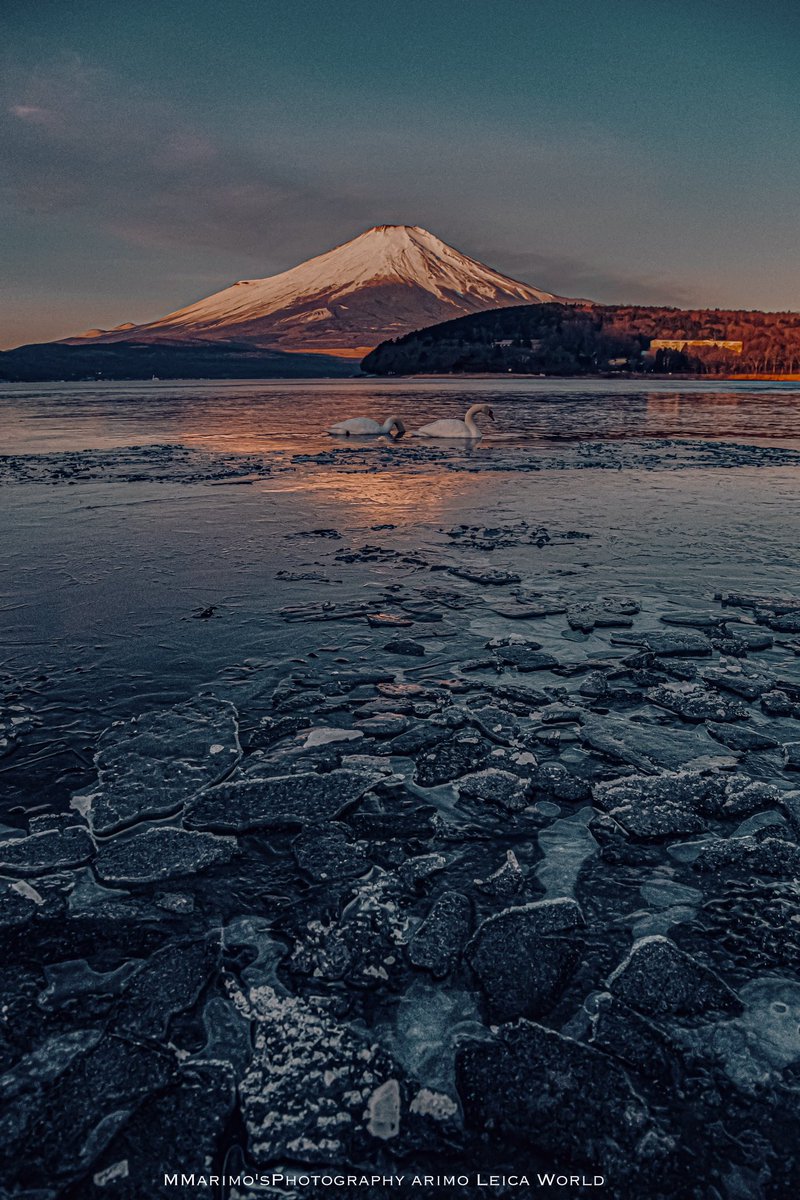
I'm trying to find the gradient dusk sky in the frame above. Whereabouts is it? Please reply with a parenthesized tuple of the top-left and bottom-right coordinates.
(1, 0, 799, 348)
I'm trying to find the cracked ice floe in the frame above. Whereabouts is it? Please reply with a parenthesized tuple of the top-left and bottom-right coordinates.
(78, 696, 241, 835)
(185, 766, 380, 833)
(0, 824, 94, 876)
(93, 826, 236, 885)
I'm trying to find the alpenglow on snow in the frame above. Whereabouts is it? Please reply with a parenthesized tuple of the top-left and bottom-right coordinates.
(66, 225, 573, 357)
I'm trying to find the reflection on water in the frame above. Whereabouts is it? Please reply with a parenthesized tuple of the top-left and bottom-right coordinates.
(1, 376, 799, 456)
(268, 464, 458, 522)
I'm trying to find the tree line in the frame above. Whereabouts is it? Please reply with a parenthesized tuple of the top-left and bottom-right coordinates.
(361, 304, 800, 376)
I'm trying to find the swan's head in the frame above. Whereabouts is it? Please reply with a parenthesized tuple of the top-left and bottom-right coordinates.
(388, 417, 406, 438)
(467, 403, 495, 422)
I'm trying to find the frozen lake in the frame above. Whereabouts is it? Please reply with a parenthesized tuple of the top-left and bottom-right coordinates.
(1, 376, 799, 814)
(2, 376, 800, 1193)
(3, 375, 800, 452)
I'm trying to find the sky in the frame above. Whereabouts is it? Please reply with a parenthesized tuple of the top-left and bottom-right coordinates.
(1, 0, 799, 348)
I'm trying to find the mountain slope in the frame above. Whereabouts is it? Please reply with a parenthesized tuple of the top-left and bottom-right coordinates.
(67, 225, 574, 357)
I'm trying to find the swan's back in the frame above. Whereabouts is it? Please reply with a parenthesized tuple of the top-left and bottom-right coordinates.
(329, 416, 381, 436)
(413, 418, 469, 437)
(414, 402, 493, 438)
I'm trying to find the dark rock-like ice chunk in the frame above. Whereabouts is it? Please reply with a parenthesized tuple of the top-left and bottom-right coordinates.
(448, 567, 521, 586)
(83, 696, 240, 834)
(0, 1034, 174, 1190)
(712, 776, 782, 815)
(567, 603, 634, 632)
(0, 824, 94, 876)
(93, 826, 235, 884)
(494, 644, 559, 672)
(82, 1061, 235, 1199)
(292, 823, 370, 882)
(384, 637, 426, 657)
(490, 680, 550, 708)
(647, 685, 749, 724)
(490, 599, 567, 618)
(762, 689, 799, 717)
(458, 767, 530, 812)
(414, 734, 492, 787)
(529, 762, 591, 804)
(594, 771, 777, 841)
(388, 723, 450, 755)
(474, 849, 526, 900)
(456, 1020, 663, 1168)
(541, 702, 583, 725)
(607, 935, 741, 1016)
(715, 590, 800, 614)
(466, 898, 584, 1021)
(407, 891, 471, 978)
(185, 768, 378, 832)
(590, 717, 693, 770)
(245, 713, 312, 751)
(356, 713, 410, 738)
(117, 936, 221, 1040)
(769, 610, 800, 633)
(715, 625, 774, 652)
(694, 835, 800, 878)
(469, 703, 521, 742)
(644, 631, 713, 657)
(703, 663, 775, 701)
(397, 852, 448, 887)
(594, 776, 707, 841)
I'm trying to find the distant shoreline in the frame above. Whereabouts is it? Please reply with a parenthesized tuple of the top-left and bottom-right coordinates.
(3, 371, 800, 386)
(366, 372, 800, 382)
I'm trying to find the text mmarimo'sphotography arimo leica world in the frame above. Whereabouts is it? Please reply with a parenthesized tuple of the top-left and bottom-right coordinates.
(1, 3, 799, 1199)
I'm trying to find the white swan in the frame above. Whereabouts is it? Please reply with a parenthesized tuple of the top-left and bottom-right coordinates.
(328, 415, 405, 437)
(413, 403, 495, 439)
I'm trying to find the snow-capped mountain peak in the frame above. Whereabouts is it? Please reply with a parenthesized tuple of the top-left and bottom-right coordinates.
(69, 226, 573, 356)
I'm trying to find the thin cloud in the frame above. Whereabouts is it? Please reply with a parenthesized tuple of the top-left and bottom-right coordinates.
(10, 104, 49, 121)
(480, 247, 695, 307)
(0, 54, 370, 258)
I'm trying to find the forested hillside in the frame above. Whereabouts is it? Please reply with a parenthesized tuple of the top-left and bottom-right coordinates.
(361, 304, 800, 375)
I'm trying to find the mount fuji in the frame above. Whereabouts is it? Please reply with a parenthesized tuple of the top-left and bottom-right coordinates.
(68, 225, 575, 358)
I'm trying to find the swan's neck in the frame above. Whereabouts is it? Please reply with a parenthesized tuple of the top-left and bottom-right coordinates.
(381, 415, 404, 434)
(464, 404, 482, 436)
